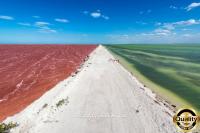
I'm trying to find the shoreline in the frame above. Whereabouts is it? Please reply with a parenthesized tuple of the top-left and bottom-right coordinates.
(4, 45, 178, 133)
(106, 46, 195, 112)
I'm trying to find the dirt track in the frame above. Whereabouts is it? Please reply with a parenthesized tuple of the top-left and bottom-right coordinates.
(5, 46, 178, 133)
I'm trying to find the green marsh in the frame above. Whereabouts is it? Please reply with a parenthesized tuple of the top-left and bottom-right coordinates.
(106, 44, 200, 111)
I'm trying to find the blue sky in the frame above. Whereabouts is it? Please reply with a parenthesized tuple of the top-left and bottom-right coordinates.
(0, 0, 200, 44)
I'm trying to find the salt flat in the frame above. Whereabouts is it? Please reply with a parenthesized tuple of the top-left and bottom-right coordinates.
(5, 45, 177, 133)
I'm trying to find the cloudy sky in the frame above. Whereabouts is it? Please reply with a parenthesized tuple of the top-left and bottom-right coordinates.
(0, 0, 200, 44)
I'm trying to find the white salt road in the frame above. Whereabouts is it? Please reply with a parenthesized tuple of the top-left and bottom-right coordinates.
(5, 46, 178, 133)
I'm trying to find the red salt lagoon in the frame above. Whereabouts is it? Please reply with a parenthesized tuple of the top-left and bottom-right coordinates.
(0, 45, 97, 121)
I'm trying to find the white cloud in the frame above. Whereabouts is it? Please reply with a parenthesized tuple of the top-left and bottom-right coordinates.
(137, 19, 200, 41)
(186, 2, 200, 11)
(33, 16, 41, 18)
(182, 28, 191, 31)
(145, 19, 200, 39)
(141, 33, 155, 36)
(18, 21, 56, 33)
(154, 28, 172, 36)
(182, 34, 191, 37)
(34, 21, 56, 33)
(155, 22, 162, 26)
(91, 12, 101, 18)
(35, 21, 50, 27)
(160, 19, 200, 30)
(38, 26, 57, 33)
(38, 29, 57, 33)
(18, 22, 31, 26)
(154, 29, 171, 34)
(55, 18, 69, 23)
(84, 10, 109, 20)
(174, 19, 200, 25)
(0, 15, 14, 20)
(102, 15, 109, 20)
(122, 34, 129, 38)
(140, 28, 174, 37)
(170, 5, 178, 9)
(162, 24, 175, 30)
